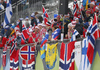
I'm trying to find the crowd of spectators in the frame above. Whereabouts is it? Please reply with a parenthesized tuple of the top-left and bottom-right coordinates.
(0, 1, 100, 47)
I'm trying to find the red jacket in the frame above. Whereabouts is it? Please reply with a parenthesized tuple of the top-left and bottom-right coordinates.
(0, 37, 8, 47)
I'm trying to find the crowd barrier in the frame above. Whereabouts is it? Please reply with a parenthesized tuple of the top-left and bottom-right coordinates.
(0, 38, 100, 70)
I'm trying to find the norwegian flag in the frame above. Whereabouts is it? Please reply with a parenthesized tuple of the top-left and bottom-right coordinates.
(59, 42, 67, 70)
(10, 50, 19, 70)
(19, 46, 35, 60)
(73, 0, 79, 17)
(43, 6, 48, 18)
(22, 24, 29, 40)
(66, 41, 76, 70)
(87, 13, 98, 65)
(2, 44, 7, 67)
(10, 40, 17, 59)
(20, 46, 35, 70)
(42, 5, 50, 26)
(44, 18, 51, 26)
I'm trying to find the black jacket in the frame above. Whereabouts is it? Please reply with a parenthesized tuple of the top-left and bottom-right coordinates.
(74, 23, 83, 35)
(31, 18, 37, 26)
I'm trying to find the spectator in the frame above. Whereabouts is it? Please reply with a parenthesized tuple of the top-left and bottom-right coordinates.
(31, 13, 37, 27)
(67, 23, 74, 39)
(75, 17, 80, 24)
(84, 11, 91, 23)
(89, 1, 96, 12)
(18, 18, 23, 32)
(4, 26, 11, 38)
(64, 14, 70, 38)
(25, 16, 30, 28)
(56, 15, 63, 30)
(1, 23, 5, 35)
(10, 25, 15, 36)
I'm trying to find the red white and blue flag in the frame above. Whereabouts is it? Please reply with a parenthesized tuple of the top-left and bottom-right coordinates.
(43, 6, 48, 18)
(19, 46, 35, 60)
(2, 44, 7, 67)
(10, 50, 19, 70)
(73, 0, 79, 17)
(10, 40, 17, 59)
(40, 32, 49, 59)
(66, 41, 76, 70)
(59, 41, 76, 70)
(21, 24, 29, 40)
(59, 42, 67, 70)
(22, 58, 35, 70)
(20, 46, 35, 70)
(42, 5, 50, 26)
(87, 13, 98, 67)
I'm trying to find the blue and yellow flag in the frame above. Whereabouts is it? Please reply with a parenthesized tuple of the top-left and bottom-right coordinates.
(45, 43, 58, 69)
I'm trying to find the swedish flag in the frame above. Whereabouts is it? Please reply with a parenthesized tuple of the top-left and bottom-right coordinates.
(45, 43, 58, 69)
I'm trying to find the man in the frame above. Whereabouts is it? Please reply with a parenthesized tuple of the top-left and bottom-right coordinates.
(56, 15, 63, 30)
(1, 23, 5, 35)
(4, 26, 11, 38)
(31, 13, 37, 27)
(64, 14, 70, 38)
(25, 16, 30, 28)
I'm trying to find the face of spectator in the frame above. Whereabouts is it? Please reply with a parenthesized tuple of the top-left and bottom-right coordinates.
(76, 19, 79, 23)
(90, 4, 94, 8)
(0, 37, 2, 42)
(10, 28, 13, 31)
(31, 17, 34, 19)
(26, 19, 29, 21)
(4, 29, 7, 32)
(34, 28, 39, 33)
(38, 25, 42, 30)
(86, 13, 90, 17)
(57, 17, 60, 22)
(52, 27, 55, 32)
(98, 5, 100, 9)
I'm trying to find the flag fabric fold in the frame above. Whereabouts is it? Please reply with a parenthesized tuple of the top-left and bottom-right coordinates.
(71, 29, 80, 42)
(3, 0, 12, 27)
(59, 42, 67, 70)
(66, 41, 76, 70)
(45, 43, 58, 69)
(2, 44, 7, 67)
(40, 32, 49, 59)
(42, 5, 50, 26)
(87, 13, 98, 68)
(0, 4, 4, 10)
